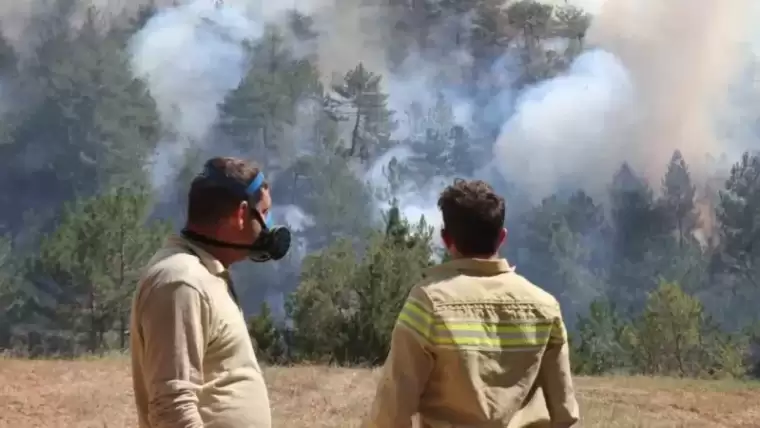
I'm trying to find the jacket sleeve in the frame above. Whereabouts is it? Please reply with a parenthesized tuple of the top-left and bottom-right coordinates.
(365, 287, 436, 428)
(139, 281, 212, 428)
(539, 308, 580, 428)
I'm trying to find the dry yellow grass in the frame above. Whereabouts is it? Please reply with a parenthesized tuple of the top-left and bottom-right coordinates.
(1, 356, 759, 427)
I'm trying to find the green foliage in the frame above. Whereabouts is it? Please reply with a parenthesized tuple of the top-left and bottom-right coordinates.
(20, 187, 170, 353)
(284, 238, 358, 362)
(715, 151, 760, 288)
(628, 280, 747, 378)
(325, 63, 397, 162)
(660, 150, 700, 244)
(271, 153, 376, 252)
(505, 0, 576, 86)
(574, 281, 748, 379)
(572, 299, 631, 375)
(0, 234, 19, 345)
(606, 163, 670, 308)
(248, 302, 286, 365)
(510, 191, 607, 318)
(284, 205, 433, 364)
(220, 25, 323, 163)
(0, 7, 160, 232)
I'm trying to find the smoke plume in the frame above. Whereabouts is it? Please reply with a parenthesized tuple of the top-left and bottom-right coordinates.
(123, 0, 759, 235)
(494, 0, 755, 202)
(129, 0, 265, 189)
(493, 49, 634, 199)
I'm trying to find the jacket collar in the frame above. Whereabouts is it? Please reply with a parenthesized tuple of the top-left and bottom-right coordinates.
(426, 257, 514, 277)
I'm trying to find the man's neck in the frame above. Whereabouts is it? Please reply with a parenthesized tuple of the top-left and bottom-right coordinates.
(450, 252, 501, 261)
(183, 224, 237, 268)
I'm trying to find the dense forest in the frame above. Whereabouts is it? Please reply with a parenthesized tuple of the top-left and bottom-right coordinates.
(0, 0, 759, 379)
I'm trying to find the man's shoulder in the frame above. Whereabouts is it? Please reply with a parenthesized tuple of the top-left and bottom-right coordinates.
(138, 247, 216, 300)
(504, 271, 561, 309)
(413, 264, 561, 313)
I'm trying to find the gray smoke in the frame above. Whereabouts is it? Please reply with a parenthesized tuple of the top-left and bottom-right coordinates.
(0, 1, 171, 56)
(122, 0, 760, 237)
(129, 0, 266, 189)
(365, 145, 447, 247)
(494, 0, 757, 204)
(493, 49, 634, 200)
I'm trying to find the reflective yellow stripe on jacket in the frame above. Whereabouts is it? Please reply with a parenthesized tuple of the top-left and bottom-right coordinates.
(433, 319, 553, 352)
(397, 297, 434, 342)
(397, 298, 554, 352)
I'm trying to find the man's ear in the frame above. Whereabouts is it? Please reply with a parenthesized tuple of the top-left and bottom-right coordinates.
(440, 228, 450, 248)
(235, 201, 249, 229)
(497, 228, 508, 248)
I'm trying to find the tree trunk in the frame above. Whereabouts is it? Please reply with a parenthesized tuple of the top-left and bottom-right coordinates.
(119, 314, 127, 350)
(89, 290, 97, 353)
(350, 106, 362, 157)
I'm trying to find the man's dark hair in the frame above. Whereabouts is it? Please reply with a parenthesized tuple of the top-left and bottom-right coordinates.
(187, 156, 268, 226)
(437, 178, 506, 257)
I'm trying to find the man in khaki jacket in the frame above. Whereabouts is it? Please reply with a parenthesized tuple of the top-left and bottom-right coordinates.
(366, 179, 580, 428)
(130, 157, 290, 428)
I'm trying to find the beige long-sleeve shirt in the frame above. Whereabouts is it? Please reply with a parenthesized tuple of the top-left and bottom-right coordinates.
(366, 258, 580, 428)
(130, 235, 271, 428)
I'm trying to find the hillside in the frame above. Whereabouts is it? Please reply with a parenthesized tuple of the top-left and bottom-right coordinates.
(1, 357, 759, 428)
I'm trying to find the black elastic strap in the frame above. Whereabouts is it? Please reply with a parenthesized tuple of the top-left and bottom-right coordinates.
(181, 229, 252, 250)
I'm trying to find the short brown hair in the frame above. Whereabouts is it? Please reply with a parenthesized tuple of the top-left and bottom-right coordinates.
(437, 178, 506, 256)
(186, 156, 268, 225)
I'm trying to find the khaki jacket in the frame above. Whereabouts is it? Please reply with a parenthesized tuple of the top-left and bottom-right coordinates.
(130, 235, 271, 428)
(366, 258, 580, 428)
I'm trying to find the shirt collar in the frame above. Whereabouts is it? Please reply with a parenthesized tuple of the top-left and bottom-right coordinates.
(425, 257, 514, 277)
(166, 234, 227, 276)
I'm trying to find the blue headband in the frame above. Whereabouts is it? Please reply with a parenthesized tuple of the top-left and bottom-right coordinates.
(246, 173, 272, 227)
(246, 173, 265, 195)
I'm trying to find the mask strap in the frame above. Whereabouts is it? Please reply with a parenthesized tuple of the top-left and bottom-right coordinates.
(246, 172, 265, 195)
(246, 172, 272, 228)
(181, 229, 252, 250)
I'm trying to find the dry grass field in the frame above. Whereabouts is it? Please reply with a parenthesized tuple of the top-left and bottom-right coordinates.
(1, 355, 760, 427)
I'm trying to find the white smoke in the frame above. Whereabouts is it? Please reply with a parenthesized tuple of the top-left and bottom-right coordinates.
(276, 204, 316, 233)
(272, 204, 314, 266)
(364, 145, 446, 249)
(384, 55, 478, 140)
(125, 0, 759, 243)
(556, 0, 607, 15)
(129, 0, 266, 189)
(493, 49, 634, 200)
(493, 0, 755, 203)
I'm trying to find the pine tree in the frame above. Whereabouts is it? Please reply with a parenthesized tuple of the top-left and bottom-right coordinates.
(607, 163, 668, 308)
(715, 151, 760, 289)
(553, 4, 591, 62)
(220, 25, 323, 166)
(26, 186, 170, 352)
(0, 7, 160, 231)
(248, 302, 285, 364)
(505, 0, 556, 86)
(660, 150, 700, 247)
(325, 63, 397, 162)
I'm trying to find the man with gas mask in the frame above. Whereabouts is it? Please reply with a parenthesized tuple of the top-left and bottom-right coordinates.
(129, 156, 290, 428)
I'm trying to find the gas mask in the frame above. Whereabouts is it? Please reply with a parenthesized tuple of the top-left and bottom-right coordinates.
(180, 160, 291, 263)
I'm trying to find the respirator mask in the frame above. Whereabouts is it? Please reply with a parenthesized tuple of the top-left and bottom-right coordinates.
(181, 160, 291, 263)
